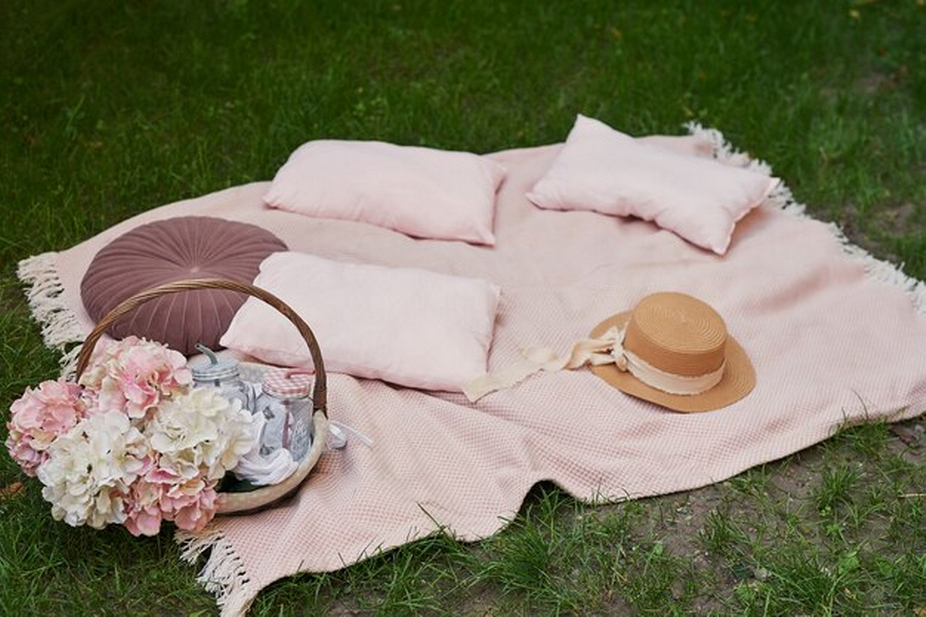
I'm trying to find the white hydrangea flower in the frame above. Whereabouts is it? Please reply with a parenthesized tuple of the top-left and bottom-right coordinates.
(146, 388, 255, 482)
(37, 411, 149, 529)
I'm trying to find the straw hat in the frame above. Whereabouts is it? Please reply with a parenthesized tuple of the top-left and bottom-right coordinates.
(589, 292, 755, 412)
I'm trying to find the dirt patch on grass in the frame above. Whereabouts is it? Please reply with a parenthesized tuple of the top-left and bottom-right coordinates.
(590, 415, 926, 613)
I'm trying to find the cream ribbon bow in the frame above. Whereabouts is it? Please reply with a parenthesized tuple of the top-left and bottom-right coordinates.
(464, 326, 725, 403)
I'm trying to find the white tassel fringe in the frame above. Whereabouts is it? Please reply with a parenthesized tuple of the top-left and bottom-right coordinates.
(686, 122, 926, 314)
(17, 253, 86, 377)
(176, 529, 256, 617)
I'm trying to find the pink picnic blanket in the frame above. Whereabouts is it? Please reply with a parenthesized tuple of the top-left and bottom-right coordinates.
(19, 129, 926, 616)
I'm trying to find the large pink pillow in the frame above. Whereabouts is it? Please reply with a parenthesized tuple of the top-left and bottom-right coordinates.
(220, 252, 501, 392)
(80, 216, 287, 355)
(262, 139, 506, 245)
(527, 115, 778, 255)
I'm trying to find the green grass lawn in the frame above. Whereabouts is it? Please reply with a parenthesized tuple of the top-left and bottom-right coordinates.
(1, 0, 924, 615)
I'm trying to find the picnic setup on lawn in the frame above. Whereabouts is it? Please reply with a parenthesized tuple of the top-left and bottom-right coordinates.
(8, 112, 926, 616)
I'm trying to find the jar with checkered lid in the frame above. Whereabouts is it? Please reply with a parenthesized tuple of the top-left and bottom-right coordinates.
(255, 369, 314, 461)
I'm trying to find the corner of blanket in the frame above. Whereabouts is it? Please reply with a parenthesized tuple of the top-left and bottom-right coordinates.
(176, 527, 258, 617)
(16, 252, 87, 376)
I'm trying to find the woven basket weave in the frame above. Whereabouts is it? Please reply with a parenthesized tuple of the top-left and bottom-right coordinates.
(74, 278, 329, 514)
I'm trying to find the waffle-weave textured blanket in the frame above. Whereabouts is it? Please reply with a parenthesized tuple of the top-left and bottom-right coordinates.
(19, 130, 926, 616)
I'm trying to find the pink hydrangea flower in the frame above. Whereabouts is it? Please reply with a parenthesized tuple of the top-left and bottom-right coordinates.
(168, 481, 219, 533)
(5, 379, 87, 476)
(123, 468, 172, 537)
(80, 336, 192, 420)
(123, 466, 220, 535)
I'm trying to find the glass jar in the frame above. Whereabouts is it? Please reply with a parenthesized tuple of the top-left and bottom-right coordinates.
(254, 369, 314, 462)
(189, 346, 254, 412)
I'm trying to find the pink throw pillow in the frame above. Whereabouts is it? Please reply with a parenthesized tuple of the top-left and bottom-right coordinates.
(262, 140, 506, 245)
(220, 252, 501, 392)
(527, 115, 778, 255)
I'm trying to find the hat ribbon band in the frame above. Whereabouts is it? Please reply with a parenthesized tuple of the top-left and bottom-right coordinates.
(610, 327, 725, 396)
(463, 326, 723, 402)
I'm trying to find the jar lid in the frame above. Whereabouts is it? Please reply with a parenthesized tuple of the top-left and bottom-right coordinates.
(190, 358, 240, 382)
(190, 343, 240, 382)
(262, 369, 313, 399)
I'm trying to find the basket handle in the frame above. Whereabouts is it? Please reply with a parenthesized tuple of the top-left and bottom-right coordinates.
(74, 278, 327, 416)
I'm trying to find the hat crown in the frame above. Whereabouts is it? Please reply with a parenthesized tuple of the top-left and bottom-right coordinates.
(623, 292, 727, 377)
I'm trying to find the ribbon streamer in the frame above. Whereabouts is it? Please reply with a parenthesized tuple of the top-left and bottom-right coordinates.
(464, 327, 724, 402)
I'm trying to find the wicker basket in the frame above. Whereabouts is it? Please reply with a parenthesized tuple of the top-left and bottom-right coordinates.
(74, 278, 329, 514)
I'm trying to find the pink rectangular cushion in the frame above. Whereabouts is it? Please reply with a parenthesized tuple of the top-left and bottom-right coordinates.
(220, 252, 501, 392)
(527, 115, 779, 255)
(262, 139, 506, 245)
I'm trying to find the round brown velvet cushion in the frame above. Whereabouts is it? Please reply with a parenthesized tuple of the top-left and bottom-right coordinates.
(80, 216, 287, 355)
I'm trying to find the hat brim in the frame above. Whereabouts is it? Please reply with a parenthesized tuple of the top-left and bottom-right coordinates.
(589, 312, 756, 413)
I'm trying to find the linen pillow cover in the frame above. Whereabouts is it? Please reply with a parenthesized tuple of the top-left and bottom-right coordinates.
(220, 252, 501, 392)
(527, 115, 778, 255)
(80, 216, 288, 355)
(262, 139, 507, 245)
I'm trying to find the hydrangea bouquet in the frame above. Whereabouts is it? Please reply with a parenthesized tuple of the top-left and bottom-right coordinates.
(5, 336, 254, 536)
